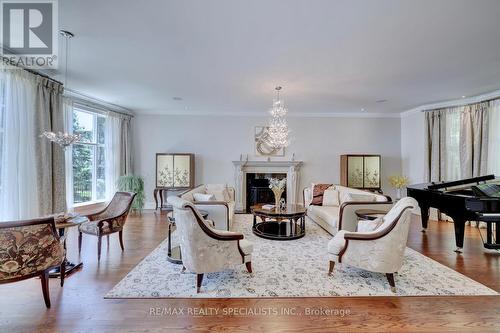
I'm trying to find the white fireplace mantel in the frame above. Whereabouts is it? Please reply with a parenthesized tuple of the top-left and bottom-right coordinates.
(232, 160, 303, 212)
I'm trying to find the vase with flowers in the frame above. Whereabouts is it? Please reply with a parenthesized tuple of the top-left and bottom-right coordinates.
(269, 177, 286, 210)
(388, 175, 409, 201)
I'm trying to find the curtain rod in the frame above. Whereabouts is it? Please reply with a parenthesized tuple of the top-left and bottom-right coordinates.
(72, 98, 133, 119)
(421, 96, 500, 113)
(1, 56, 63, 85)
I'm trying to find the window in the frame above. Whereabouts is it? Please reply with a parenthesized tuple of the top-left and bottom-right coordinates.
(0, 77, 4, 191)
(72, 108, 106, 204)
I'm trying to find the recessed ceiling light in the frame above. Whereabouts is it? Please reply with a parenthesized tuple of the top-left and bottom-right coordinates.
(173, 97, 182, 101)
(461, 96, 466, 98)
(361, 108, 365, 112)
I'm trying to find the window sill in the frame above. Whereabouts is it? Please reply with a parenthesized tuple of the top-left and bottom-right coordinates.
(73, 200, 107, 208)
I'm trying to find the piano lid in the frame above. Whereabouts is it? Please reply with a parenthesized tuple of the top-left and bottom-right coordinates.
(407, 175, 496, 191)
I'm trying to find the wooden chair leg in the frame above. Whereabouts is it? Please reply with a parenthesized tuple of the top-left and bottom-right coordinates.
(245, 261, 252, 273)
(60, 260, 66, 287)
(328, 261, 335, 276)
(196, 273, 204, 293)
(118, 230, 124, 251)
(386, 273, 396, 293)
(97, 236, 102, 261)
(40, 270, 51, 308)
(78, 232, 82, 254)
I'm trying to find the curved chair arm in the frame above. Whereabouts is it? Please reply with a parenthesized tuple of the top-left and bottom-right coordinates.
(338, 201, 394, 232)
(186, 206, 242, 241)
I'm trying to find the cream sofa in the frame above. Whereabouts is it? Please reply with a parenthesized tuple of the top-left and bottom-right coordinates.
(303, 185, 393, 235)
(180, 184, 235, 231)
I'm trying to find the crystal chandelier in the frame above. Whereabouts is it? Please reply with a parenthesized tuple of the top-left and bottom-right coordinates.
(42, 131, 82, 149)
(265, 86, 291, 149)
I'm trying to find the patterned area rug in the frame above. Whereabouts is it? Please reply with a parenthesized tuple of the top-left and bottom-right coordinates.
(106, 214, 497, 298)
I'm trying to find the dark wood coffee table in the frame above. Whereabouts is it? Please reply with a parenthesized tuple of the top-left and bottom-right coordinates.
(355, 209, 389, 220)
(251, 204, 306, 240)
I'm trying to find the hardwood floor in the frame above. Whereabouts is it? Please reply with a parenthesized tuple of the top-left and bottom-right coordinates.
(0, 212, 498, 332)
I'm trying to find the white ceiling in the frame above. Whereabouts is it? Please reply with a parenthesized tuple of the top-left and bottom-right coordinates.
(56, 0, 500, 115)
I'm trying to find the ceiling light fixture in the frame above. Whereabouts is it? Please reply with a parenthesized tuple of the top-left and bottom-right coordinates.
(264, 86, 291, 149)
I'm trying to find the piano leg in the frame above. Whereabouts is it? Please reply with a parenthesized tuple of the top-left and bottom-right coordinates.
(419, 204, 429, 232)
(451, 216, 465, 253)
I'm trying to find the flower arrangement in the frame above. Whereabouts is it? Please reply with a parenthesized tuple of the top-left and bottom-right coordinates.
(388, 175, 409, 200)
(269, 177, 286, 209)
(388, 175, 409, 189)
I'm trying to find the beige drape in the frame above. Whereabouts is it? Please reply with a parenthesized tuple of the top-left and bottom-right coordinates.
(460, 102, 489, 178)
(424, 109, 447, 182)
(33, 77, 67, 215)
(120, 117, 133, 175)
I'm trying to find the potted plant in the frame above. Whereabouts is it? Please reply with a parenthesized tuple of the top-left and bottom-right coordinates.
(117, 175, 145, 214)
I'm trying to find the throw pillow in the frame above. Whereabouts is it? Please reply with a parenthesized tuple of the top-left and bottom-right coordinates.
(357, 217, 385, 232)
(311, 183, 333, 205)
(193, 193, 216, 202)
(322, 189, 340, 206)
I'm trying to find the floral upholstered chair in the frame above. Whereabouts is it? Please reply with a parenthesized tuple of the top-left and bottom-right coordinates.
(78, 192, 136, 261)
(327, 197, 418, 292)
(0, 217, 65, 308)
(167, 196, 253, 293)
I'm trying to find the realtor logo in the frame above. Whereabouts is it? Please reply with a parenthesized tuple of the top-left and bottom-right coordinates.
(1, 0, 58, 68)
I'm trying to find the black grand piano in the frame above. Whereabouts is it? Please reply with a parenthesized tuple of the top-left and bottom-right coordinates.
(407, 175, 500, 252)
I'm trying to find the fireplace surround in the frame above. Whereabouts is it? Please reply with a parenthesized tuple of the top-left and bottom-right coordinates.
(232, 160, 303, 213)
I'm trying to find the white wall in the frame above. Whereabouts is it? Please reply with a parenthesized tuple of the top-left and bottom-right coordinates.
(401, 111, 425, 184)
(133, 115, 402, 208)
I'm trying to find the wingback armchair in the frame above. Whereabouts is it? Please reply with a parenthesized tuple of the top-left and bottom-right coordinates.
(167, 196, 253, 293)
(0, 217, 65, 308)
(79, 192, 136, 261)
(327, 197, 418, 292)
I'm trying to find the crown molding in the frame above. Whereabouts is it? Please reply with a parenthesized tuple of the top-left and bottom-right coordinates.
(400, 89, 500, 118)
(64, 89, 135, 116)
(136, 110, 401, 118)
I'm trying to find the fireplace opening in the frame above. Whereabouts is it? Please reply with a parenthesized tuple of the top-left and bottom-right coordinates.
(246, 173, 287, 212)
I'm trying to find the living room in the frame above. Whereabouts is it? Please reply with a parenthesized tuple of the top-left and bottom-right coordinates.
(0, 1, 499, 332)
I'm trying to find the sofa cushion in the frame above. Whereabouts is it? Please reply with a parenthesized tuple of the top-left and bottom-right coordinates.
(340, 192, 376, 204)
(328, 230, 347, 255)
(193, 193, 216, 202)
(308, 205, 339, 228)
(206, 184, 231, 202)
(239, 239, 253, 255)
(322, 189, 340, 206)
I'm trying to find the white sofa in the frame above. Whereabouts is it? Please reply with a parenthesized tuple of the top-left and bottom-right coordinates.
(180, 184, 235, 231)
(303, 185, 393, 235)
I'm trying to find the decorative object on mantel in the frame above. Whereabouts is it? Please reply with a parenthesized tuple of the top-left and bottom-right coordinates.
(340, 154, 381, 192)
(41, 131, 82, 149)
(254, 126, 285, 156)
(269, 177, 287, 209)
(388, 175, 409, 201)
(154, 153, 195, 211)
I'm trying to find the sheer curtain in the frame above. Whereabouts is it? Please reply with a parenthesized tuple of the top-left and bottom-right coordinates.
(0, 70, 39, 220)
(105, 114, 122, 201)
(487, 100, 500, 175)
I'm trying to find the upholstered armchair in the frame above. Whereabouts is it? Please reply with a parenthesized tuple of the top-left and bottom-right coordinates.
(79, 192, 136, 261)
(327, 197, 418, 292)
(167, 196, 253, 293)
(0, 217, 65, 308)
